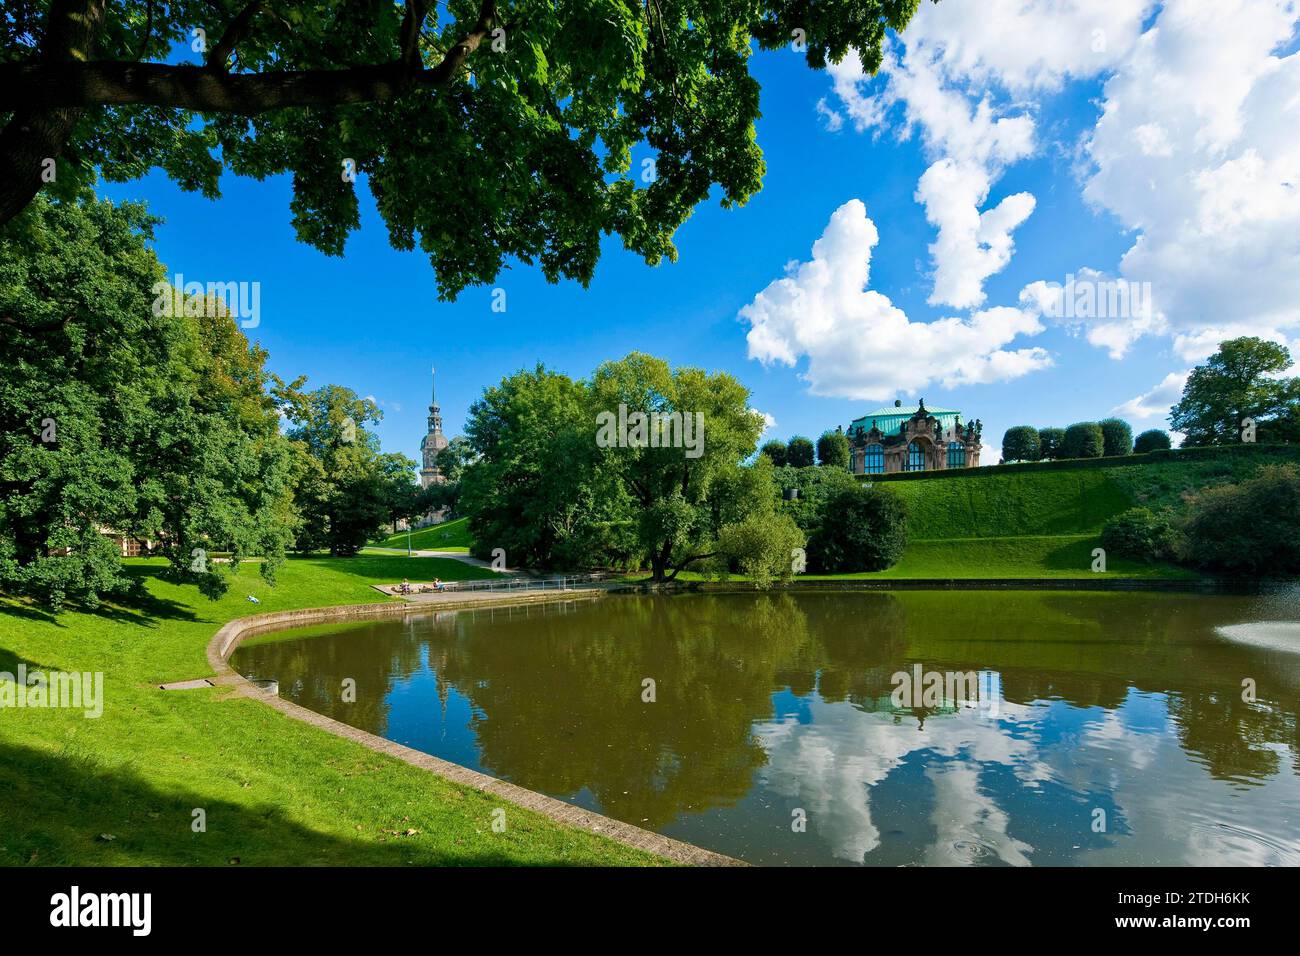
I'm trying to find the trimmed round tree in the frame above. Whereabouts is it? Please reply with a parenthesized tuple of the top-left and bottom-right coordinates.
(759, 439, 788, 467)
(816, 429, 851, 469)
(1061, 422, 1105, 459)
(807, 485, 908, 573)
(1001, 425, 1042, 463)
(786, 435, 816, 468)
(1099, 418, 1134, 456)
(1134, 429, 1172, 453)
(1038, 427, 1066, 460)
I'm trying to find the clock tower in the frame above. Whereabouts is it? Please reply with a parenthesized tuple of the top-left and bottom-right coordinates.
(419, 366, 448, 488)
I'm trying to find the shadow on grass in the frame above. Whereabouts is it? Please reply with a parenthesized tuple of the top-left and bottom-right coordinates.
(287, 553, 496, 584)
(0, 599, 62, 626)
(0, 646, 53, 675)
(0, 740, 541, 867)
(1043, 537, 1195, 578)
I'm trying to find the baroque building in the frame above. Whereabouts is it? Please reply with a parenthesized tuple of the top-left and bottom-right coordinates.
(847, 399, 982, 475)
(419, 366, 448, 488)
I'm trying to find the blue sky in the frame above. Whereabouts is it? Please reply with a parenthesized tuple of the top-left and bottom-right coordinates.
(103, 0, 1300, 465)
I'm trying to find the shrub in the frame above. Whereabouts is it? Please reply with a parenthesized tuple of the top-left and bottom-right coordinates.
(1099, 418, 1134, 456)
(1001, 425, 1042, 463)
(1178, 464, 1300, 576)
(708, 511, 806, 589)
(1100, 508, 1177, 563)
(1062, 422, 1104, 459)
(1038, 427, 1066, 460)
(776, 463, 857, 534)
(786, 435, 816, 468)
(816, 429, 851, 469)
(759, 439, 788, 467)
(807, 485, 909, 573)
(1134, 429, 1172, 453)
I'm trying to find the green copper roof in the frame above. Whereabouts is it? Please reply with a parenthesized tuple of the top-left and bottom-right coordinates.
(855, 404, 958, 420)
(850, 404, 961, 436)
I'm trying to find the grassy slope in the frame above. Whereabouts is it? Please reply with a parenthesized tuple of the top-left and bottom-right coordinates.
(812, 536, 1197, 579)
(863, 448, 1300, 578)
(883, 446, 1300, 539)
(375, 516, 473, 552)
(0, 555, 662, 867)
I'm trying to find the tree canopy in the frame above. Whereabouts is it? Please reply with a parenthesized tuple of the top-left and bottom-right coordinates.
(1001, 425, 1040, 463)
(816, 429, 850, 469)
(0, 194, 296, 606)
(1171, 337, 1300, 446)
(1, 0, 929, 304)
(274, 380, 414, 556)
(460, 351, 797, 582)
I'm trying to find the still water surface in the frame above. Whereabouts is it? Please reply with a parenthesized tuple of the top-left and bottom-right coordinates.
(232, 590, 1300, 865)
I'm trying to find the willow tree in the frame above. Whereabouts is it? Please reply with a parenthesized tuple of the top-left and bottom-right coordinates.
(1, 0, 927, 305)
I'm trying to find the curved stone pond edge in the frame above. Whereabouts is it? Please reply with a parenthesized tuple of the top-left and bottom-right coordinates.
(206, 591, 742, 868)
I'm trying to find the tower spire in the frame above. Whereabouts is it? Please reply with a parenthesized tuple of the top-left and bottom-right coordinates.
(431, 364, 437, 410)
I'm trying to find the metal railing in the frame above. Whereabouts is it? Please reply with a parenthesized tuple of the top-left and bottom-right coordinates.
(395, 573, 609, 596)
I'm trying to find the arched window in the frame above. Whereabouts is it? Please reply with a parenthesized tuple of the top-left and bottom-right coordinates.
(864, 443, 885, 474)
(947, 441, 966, 468)
(907, 441, 925, 472)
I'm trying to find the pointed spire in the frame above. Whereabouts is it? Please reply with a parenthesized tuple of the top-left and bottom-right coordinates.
(430, 364, 438, 409)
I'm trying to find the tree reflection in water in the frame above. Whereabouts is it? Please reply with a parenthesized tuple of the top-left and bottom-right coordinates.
(233, 588, 1300, 865)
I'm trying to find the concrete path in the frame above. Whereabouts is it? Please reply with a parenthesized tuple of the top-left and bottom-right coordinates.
(364, 546, 508, 571)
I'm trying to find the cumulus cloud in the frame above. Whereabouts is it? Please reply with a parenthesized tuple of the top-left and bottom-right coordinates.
(1110, 370, 1189, 425)
(824, 0, 1300, 361)
(825, 36, 1038, 309)
(741, 200, 1052, 400)
(894, 0, 1155, 91)
(1019, 268, 1167, 358)
(1082, 0, 1300, 340)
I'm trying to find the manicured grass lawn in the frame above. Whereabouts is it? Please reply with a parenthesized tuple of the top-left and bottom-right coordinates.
(884, 470, 1137, 538)
(0, 555, 663, 867)
(808, 535, 1198, 579)
(628, 534, 1198, 583)
(375, 516, 473, 553)
(880, 445, 1300, 539)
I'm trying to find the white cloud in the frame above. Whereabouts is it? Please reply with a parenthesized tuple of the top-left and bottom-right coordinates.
(1110, 370, 1189, 425)
(920, 160, 1036, 309)
(1172, 325, 1300, 362)
(741, 199, 1052, 400)
(1019, 268, 1167, 358)
(894, 0, 1155, 91)
(1082, 0, 1300, 340)
(751, 408, 777, 435)
(824, 0, 1300, 362)
(825, 38, 1038, 309)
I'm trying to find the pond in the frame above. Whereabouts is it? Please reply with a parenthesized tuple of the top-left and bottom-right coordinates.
(232, 589, 1300, 866)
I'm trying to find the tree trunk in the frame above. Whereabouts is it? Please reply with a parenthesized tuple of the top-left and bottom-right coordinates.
(0, 1, 107, 227)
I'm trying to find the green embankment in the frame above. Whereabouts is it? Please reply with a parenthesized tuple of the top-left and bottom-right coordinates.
(864, 445, 1299, 578)
(877, 445, 1299, 539)
(0, 555, 662, 867)
(375, 516, 473, 552)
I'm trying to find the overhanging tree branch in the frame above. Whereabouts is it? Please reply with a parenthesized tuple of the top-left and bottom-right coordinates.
(0, 0, 497, 114)
(205, 0, 265, 71)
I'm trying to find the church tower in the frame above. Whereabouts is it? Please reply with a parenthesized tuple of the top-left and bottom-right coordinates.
(419, 366, 448, 488)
